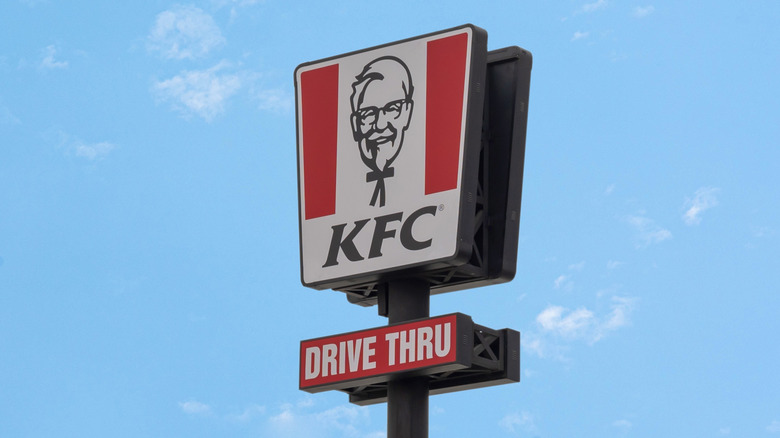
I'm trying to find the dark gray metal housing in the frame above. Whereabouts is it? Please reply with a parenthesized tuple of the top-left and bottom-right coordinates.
(346, 323, 520, 405)
(345, 46, 533, 305)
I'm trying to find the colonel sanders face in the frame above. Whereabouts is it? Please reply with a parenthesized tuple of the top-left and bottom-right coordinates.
(350, 57, 414, 207)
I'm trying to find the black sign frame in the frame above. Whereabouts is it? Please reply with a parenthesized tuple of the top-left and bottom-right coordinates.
(295, 24, 489, 292)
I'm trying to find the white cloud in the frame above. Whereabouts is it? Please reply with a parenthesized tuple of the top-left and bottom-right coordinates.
(534, 296, 637, 347)
(626, 214, 672, 246)
(73, 141, 116, 160)
(596, 285, 619, 299)
(179, 400, 212, 415)
(147, 5, 225, 60)
(1, 104, 20, 125)
(537, 306, 595, 339)
(768, 420, 780, 433)
(47, 129, 117, 160)
(522, 331, 570, 361)
(211, 0, 263, 22)
(719, 427, 731, 435)
(613, 419, 632, 428)
(683, 187, 719, 225)
(40, 45, 68, 69)
(606, 260, 624, 270)
(212, 0, 263, 6)
(297, 397, 315, 408)
(270, 403, 295, 424)
(602, 296, 635, 334)
(605, 184, 616, 195)
(254, 88, 293, 113)
(500, 411, 536, 434)
(266, 401, 381, 438)
(315, 405, 365, 436)
(153, 61, 241, 121)
(553, 275, 570, 290)
(633, 5, 655, 18)
(226, 404, 266, 422)
(610, 50, 629, 62)
(521, 333, 544, 357)
(582, 0, 608, 12)
(613, 419, 632, 432)
(568, 261, 586, 271)
(571, 31, 590, 41)
(751, 226, 777, 239)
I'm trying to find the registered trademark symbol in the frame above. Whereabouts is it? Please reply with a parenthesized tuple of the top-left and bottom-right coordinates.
(438, 204, 445, 211)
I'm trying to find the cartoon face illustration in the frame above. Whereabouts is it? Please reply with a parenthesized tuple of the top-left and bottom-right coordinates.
(350, 56, 414, 207)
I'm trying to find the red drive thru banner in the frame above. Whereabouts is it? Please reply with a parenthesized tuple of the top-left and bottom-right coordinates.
(295, 25, 488, 289)
(300, 314, 473, 393)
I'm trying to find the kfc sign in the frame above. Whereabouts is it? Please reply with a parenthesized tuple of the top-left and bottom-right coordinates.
(295, 25, 487, 289)
(300, 314, 472, 392)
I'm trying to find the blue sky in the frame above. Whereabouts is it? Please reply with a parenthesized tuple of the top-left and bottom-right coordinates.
(1, 1, 778, 437)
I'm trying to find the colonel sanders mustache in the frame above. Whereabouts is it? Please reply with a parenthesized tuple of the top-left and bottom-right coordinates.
(358, 124, 403, 207)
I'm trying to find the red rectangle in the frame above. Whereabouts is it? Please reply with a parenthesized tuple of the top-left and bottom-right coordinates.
(425, 32, 469, 195)
(300, 64, 339, 219)
(300, 314, 462, 391)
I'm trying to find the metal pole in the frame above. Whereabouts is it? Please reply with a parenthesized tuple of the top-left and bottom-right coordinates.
(385, 278, 430, 438)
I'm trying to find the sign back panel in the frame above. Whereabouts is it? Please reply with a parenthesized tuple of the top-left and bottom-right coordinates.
(296, 25, 488, 289)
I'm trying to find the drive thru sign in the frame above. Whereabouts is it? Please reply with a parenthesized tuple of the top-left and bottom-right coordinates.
(295, 25, 487, 290)
(300, 314, 471, 393)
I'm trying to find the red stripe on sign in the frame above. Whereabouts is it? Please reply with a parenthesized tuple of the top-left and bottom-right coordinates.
(425, 32, 469, 195)
(300, 64, 339, 220)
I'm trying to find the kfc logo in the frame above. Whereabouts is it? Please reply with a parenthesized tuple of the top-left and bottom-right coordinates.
(350, 57, 414, 207)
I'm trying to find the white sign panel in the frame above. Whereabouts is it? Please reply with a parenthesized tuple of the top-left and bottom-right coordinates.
(295, 25, 487, 289)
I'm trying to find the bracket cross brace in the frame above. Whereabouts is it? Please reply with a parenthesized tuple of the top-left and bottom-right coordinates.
(345, 326, 519, 406)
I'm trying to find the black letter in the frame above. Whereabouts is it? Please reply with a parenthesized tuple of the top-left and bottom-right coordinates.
(369, 212, 403, 259)
(323, 219, 369, 267)
(401, 206, 436, 250)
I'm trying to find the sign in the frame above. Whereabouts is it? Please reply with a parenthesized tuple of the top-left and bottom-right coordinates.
(300, 314, 473, 393)
(295, 25, 488, 290)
